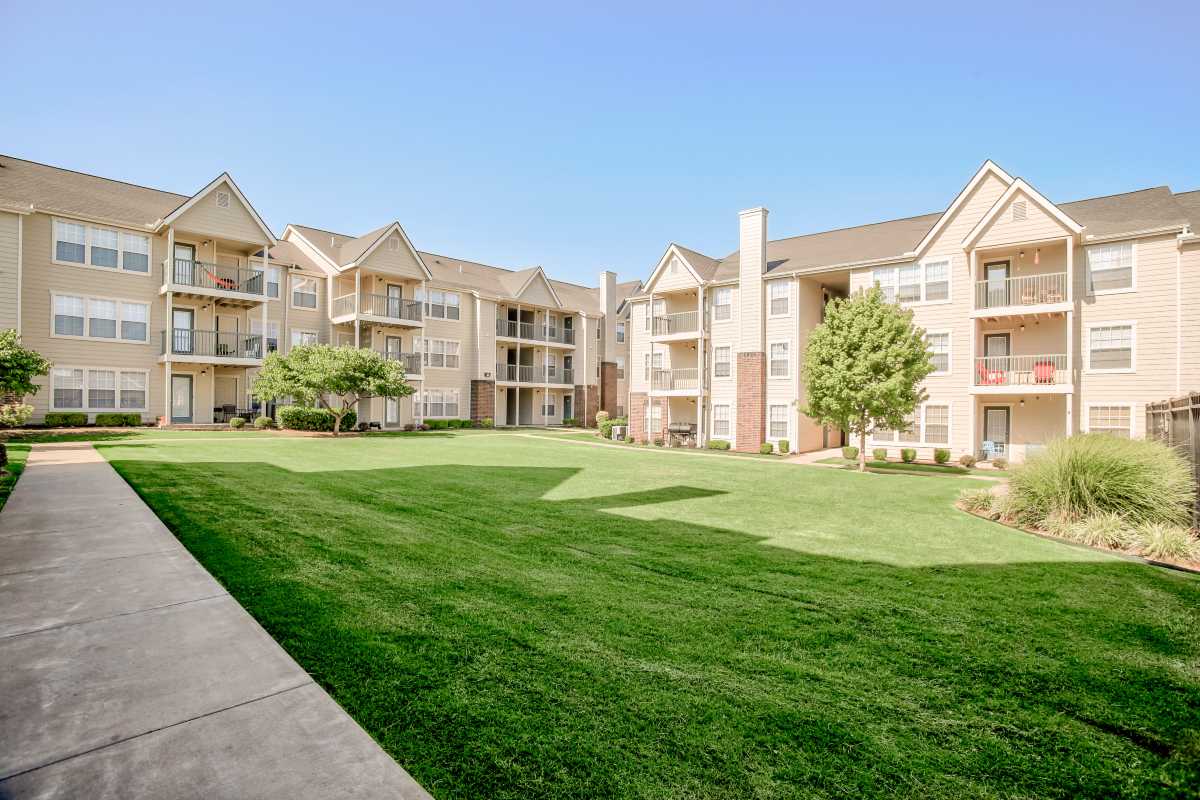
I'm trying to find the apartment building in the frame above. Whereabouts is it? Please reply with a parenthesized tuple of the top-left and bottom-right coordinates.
(627, 161, 1200, 461)
(0, 156, 634, 428)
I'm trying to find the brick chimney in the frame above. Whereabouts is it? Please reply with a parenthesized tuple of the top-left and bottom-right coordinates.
(735, 207, 767, 452)
(598, 269, 619, 418)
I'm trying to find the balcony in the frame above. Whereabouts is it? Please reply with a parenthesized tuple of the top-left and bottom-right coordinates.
(495, 319, 575, 346)
(651, 311, 700, 339)
(332, 293, 423, 326)
(973, 273, 1068, 314)
(650, 367, 701, 394)
(495, 362, 575, 385)
(159, 329, 263, 364)
(384, 351, 423, 377)
(163, 259, 264, 305)
(972, 354, 1071, 393)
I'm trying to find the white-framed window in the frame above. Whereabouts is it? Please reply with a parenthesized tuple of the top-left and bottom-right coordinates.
(90, 228, 119, 269)
(926, 331, 951, 375)
(419, 289, 461, 320)
(53, 219, 151, 275)
(291, 328, 318, 347)
(643, 351, 663, 380)
(713, 404, 730, 437)
(266, 266, 281, 299)
(712, 287, 732, 321)
(291, 276, 318, 309)
(1086, 242, 1134, 294)
(897, 264, 921, 303)
(121, 232, 150, 273)
(769, 405, 788, 439)
(897, 410, 920, 443)
(615, 356, 625, 379)
(52, 366, 148, 411)
(52, 294, 149, 343)
(543, 397, 556, 416)
(646, 299, 664, 331)
(616, 322, 625, 343)
(872, 261, 950, 304)
(648, 401, 662, 434)
(423, 388, 460, 418)
(1086, 403, 1133, 437)
(768, 280, 789, 316)
(546, 353, 557, 377)
(923, 404, 950, 444)
(1086, 322, 1135, 372)
(713, 346, 731, 378)
(422, 338, 460, 369)
(872, 267, 897, 303)
(873, 404, 951, 446)
(251, 319, 281, 352)
(769, 341, 789, 378)
(923, 259, 950, 301)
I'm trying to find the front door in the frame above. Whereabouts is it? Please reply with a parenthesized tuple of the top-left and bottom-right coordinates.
(172, 308, 195, 354)
(385, 397, 399, 425)
(171, 374, 193, 423)
(983, 406, 1011, 459)
(985, 260, 1010, 307)
(385, 335, 402, 357)
(562, 393, 573, 421)
(386, 284, 403, 318)
(174, 243, 196, 285)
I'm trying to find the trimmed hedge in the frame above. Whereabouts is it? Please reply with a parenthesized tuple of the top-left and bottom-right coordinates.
(872, 448, 888, 462)
(842, 446, 858, 460)
(94, 412, 142, 427)
(934, 448, 951, 465)
(277, 406, 357, 432)
(229, 417, 246, 429)
(759, 443, 774, 455)
(253, 416, 274, 429)
(707, 440, 731, 451)
(959, 454, 978, 467)
(599, 416, 627, 440)
(44, 412, 87, 427)
(901, 448, 917, 463)
(777, 439, 790, 454)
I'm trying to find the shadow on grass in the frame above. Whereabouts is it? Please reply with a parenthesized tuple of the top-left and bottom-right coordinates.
(106, 456, 1200, 800)
(1, 430, 154, 444)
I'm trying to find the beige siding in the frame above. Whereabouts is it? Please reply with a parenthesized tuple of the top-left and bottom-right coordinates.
(517, 274, 558, 307)
(357, 235, 427, 280)
(0, 212, 20, 331)
(171, 179, 269, 246)
(974, 190, 1074, 249)
(648, 255, 699, 294)
(1182, 240, 1200, 392)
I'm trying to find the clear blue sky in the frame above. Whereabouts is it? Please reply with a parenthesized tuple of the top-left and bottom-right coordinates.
(3, 2, 1197, 286)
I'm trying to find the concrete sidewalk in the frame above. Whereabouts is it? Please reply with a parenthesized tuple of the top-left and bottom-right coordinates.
(0, 443, 431, 799)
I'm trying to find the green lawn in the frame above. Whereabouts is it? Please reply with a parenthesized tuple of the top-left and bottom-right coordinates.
(0, 442, 30, 510)
(93, 431, 1199, 799)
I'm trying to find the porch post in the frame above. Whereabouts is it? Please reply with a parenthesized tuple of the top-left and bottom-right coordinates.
(165, 227, 174, 290)
(968, 249, 977, 459)
(163, 362, 171, 425)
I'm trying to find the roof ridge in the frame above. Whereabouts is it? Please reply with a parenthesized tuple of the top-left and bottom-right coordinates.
(290, 222, 359, 240)
(1058, 185, 1171, 205)
(0, 154, 190, 201)
(763, 210, 942, 247)
(418, 249, 600, 291)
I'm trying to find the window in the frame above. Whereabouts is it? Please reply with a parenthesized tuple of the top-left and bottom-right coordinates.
(769, 341, 788, 378)
(291, 277, 317, 309)
(52, 367, 147, 411)
(923, 260, 950, 301)
(769, 405, 787, 439)
(54, 219, 150, 274)
(252, 320, 280, 352)
(646, 299, 664, 331)
(1087, 324, 1134, 371)
(872, 267, 896, 303)
(1088, 404, 1132, 437)
(768, 281, 789, 316)
(926, 332, 950, 374)
(615, 356, 625, 379)
(53, 294, 148, 343)
(713, 346, 731, 378)
(713, 405, 730, 437)
(616, 322, 625, 343)
(422, 339, 460, 368)
(924, 405, 950, 444)
(713, 287, 732, 321)
(648, 402, 662, 433)
(291, 329, 318, 347)
(543, 398, 556, 416)
(546, 353, 557, 376)
(644, 351, 663, 380)
(897, 264, 921, 303)
(266, 267, 280, 298)
(420, 289, 461, 320)
(423, 389, 460, 418)
(1086, 242, 1134, 294)
(897, 411, 920, 443)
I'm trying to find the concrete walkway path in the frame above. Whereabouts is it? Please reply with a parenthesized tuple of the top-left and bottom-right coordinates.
(0, 443, 431, 799)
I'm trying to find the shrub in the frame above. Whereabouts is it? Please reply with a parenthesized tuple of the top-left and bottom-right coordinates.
(957, 488, 994, 514)
(759, 443, 774, 455)
(777, 439, 790, 454)
(653, 438, 664, 447)
(901, 448, 916, 463)
(992, 457, 1008, 470)
(0, 403, 33, 428)
(842, 446, 858, 460)
(253, 416, 274, 429)
(229, 417, 246, 429)
(934, 448, 951, 465)
(561, 417, 576, 427)
(481, 417, 494, 429)
(277, 406, 356, 432)
(403, 424, 415, 432)
(427, 419, 449, 430)
(94, 412, 141, 427)
(418, 423, 430, 431)
(959, 454, 978, 468)
(623, 435, 633, 444)
(708, 440, 731, 451)
(0, 442, 6, 470)
(44, 412, 87, 427)
(1007, 434, 1194, 528)
(599, 416, 627, 441)
(1133, 522, 1199, 562)
(1070, 512, 1136, 550)
(1039, 509, 1077, 539)
(872, 448, 888, 462)
(595, 410, 610, 427)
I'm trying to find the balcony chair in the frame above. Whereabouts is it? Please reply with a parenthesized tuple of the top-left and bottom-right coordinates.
(1033, 361, 1057, 384)
(977, 363, 1006, 386)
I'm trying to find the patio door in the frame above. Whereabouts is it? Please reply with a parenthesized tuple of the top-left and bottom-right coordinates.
(386, 284, 403, 317)
(562, 393, 573, 421)
(171, 374, 193, 423)
(172, 308, 195, 354)
(983, 406, 1010, 459)
(385, 397, 399, 425)
(385, 335, 402, 358)
(173, 243, 196, 285)
(985, 261, 1010, 307)
(216, 313, 238, 356)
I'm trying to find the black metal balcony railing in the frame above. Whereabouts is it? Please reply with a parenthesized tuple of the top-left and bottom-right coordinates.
(495, 319, 576, 344)
(384, 351, 423, 375)
(495, 362, 575, 384)
(364, 294, 423, 322)
(160, 329, 263, 359)
(166, 259, 264, 296)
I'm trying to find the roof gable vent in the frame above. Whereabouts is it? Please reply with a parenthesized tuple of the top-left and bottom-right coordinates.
(216, 190, 231, 209)
(1012, 200, 1027, 221)
(388, 236, 400, 251)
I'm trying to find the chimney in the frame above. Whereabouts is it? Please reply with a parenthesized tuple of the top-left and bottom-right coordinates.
(737, 207, 768, 352)
(599, 270, 618, 361)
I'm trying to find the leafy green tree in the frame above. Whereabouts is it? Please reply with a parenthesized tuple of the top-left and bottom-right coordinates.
(252, 344, 413, 435)
(801, 287, 935, 472)
(0, 329, 52, 401)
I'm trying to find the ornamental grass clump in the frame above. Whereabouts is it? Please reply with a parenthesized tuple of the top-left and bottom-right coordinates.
(1069, 512, 1136, 549)
(1133, 523, 1199, 562)
(1006, 434, 1194, 528)
(957, 488, 994, 515)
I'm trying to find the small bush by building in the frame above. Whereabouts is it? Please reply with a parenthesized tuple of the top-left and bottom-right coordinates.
(934, 448, 951, 465)
(901, 448, 916, 463)
(959, 454, 977, 468)
(707, 440, 730, 450)
(278, 406, 356, 432)
(759, 443, 774, 455)
(44, 412, 87, 427)
(872, 448, 887, 462)
(229, 417, 246, 429)
(94, 412, 142, 427)
(842, 446, 858, 460)
(777, 439, 790, 454)
(253, 416, 274, 429)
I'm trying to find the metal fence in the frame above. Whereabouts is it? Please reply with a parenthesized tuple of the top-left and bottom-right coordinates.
(1146, 392, 1200, 528)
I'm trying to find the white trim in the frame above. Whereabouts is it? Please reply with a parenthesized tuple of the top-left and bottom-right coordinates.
(711, 344, 733, 380)
(917, 256, 953, 305)
(766, 403, 789, 442)
(421, 337, 462, 370)
(348, 221, 433, 278)
(924, 329, 952, 376)
(962, 179, 1083, 250)
(1083, 320, 1137, 374)
(512, 267, 563, 309)
(50, 216, 154, 277)
(16, 214, 22, 334)
(290, 328, 319, 348)
(644, 244, 705, 293)
(766, 278, 790, 317)
(159, 173, 277, 246)
(912, 160, 1015, 257)
(49, 365, 150, 413)
(869, 401, 953, 448)
(870, 259, 953, 307)
(289, 275, 319, 311)
(767, 339, 790, 379)
(1084, 240, 1137, 296)
(710, 286, 733, 322)
(49, 291, 151, 345)
(1083, 402, 1135, 437)
(421, 387, 462, 419)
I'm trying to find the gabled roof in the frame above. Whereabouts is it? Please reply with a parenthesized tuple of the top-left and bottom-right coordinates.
(961, 177, 1082, 249)
(338, 220, 433, 277)
(159, 172, 277, 244)
(643, 243, 719, 291)
(497, 266, 563, 307)
(911, 160, 1014, 257)
(1173, 189, 1200, 232)
(1065, 187, 1192, 240)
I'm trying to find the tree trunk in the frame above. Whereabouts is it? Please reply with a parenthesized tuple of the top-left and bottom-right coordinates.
(858, 422, 867, 473)
(332, 415, 340, 436)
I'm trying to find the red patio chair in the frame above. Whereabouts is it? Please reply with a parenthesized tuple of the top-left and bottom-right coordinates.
(1033, 360, 1056, 384)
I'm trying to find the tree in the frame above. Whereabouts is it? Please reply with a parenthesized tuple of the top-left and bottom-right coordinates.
(252, 344, 414, 435)
(800, 287, 935, 472)
(0, 329, 52, 401)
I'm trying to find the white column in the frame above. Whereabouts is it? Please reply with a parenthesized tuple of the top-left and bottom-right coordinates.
(968, 249, 977, 459)
(163, 362, 171, 425)
(165, 227, 175, 291)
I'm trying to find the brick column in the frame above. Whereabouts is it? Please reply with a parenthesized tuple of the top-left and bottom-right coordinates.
(629, 392, 648, 442)
(470, 379, 495, 422)
(600, 362, 618, 418)
(652, 397, 667, 443)
(574, 386, 587, 426)
(735, 352, 765, 452)
(584, 384, 600, 428)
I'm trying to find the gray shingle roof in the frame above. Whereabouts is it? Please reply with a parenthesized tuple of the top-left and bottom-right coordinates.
(0, 155, 185, 226)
